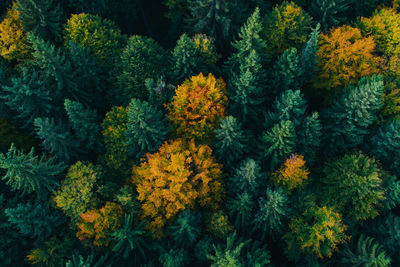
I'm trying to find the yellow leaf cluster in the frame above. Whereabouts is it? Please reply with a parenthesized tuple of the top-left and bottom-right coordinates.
(0, 2, 31, 61)
(314, 25, 381, 92)
(167, 73, 228, 142)
(272, 154, 309, 191)
(76, 202, 124, 246)
(132, 139, 224, 237)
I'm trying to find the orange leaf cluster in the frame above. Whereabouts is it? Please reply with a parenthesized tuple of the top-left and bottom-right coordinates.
(132, 139, 224, 237)
(167, 73, 228, 142)
(76, 202, 124, 246)
(272, 154, 309, 191)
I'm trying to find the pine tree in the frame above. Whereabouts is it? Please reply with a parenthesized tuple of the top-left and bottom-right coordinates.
(270, 48, 302, 96)
(34, 117, 80, 162)
(227, 191, 254, 232)
(0, 143, 65, 196)
(5, 202, 65, 241)
(16, 0, 62, 41)
(297, 112, 322, 164)
(65, 253, 110, 267)
(299, 24, 320, 86)
(117, 35, 169, 103)
(159, 247, 189, 267)
(111, 214, 149, 261)
(2, 67, 58, 129)
(260, 120, 296, 171)
(126, 98, 169, 159)
(243, 240, 271, 267)
(64, 99, 102, 152)
(341, 235, 391, 267)
(321, 75, 383, 157)
(168, 210, 202, 247)
(225, 8, 268, 125)
(253, 187, 291, 240)
(214, 116, 248, 167)
(367, 119, 400, 177)
(310, 0, 349, 31)
(230, 158, 263, 194)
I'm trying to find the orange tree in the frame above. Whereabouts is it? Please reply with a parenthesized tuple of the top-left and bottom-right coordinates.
(0, 2, 31, 61)
(314, 25, 381, 97)
(166, 73, 228, 142)
(132, 138, 224, 237)
(76, 202, 124, 246)
(272, 154, 310, 191)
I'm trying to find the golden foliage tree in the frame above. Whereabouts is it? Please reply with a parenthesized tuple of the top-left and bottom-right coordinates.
(272, 154, 309, 191)
(0, 2, 31, 61)
(132, 139, 224, 237)
(167, 73, 228, 142)
(314, 25, 381, 93)
(76, 202, 124, 246)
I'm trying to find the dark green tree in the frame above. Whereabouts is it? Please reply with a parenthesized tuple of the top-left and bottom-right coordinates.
(253, 187, 291, 240)
(321, 75, 383, 157)
(65, 253, 110, 267)
(310, 0, 349, 31)
(214, 116, 248, 167)
(34, 117, 80, 162)
(2, 67, 58, 128)
(341, 235, 391, 267)
(225, 8, 268, 125)
(64, 99, 102, 152)
(111, 214, 149, 261)
(260, 120, 296, 171)
(297, 112, 322, 164)
(226, 191, 254, 232)
(168, 210, 202, 247)
(243, 240, 271, 267)
(116, 35, 169, 103)
(126, 98, 169, 159)
(374, 213, 400, 262)
(299, 24, 320, 86)
(383, 175, 400, 211)
(321, 151, 385, 222)
(230, 158, 263, 194)
(145, 77, 175, 108)
(0, 143, 65, 196)
(16, 0, 62, 41)
(158, 247, 189, 267)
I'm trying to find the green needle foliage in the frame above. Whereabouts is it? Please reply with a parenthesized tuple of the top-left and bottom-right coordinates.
(310, 0, 349, 31)
(65, 253, 111, 267)
(230, 158, 263, 194)
(227, 191, 254, 232)
(0, 143, 65, 197)
(341, 235, 391, 267)
(168, 210, 202, 247)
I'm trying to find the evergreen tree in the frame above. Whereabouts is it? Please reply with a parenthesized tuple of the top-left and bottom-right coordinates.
(226, 8, 267, 125)
(64, 99, 102, 152)
(65, 253, 110, 267)
(214, 116, 248, 167)
(270, 48, 302, 96)
(383, 175, 400, 211)
(230, 158, 263, 194)
(34, 117, 80, 162)
(253, 187, 291, 240)
(243, 240, 271, 267)
(126, 98, 169, 159)
(168, 210, 202, 247)
(227, 191, 254, 232)
(297, 112, 322, 164)
(117, 35, 169, 103)
(0, 143, 65, 196)
(341, 235, 391, 267)
(260, 120, 296, 171)
(16, 0, 62, 41)
(159, 247, 189, 267)
(111, 214, 149, 261)
(299, 24, 320, 86)
(374, 213, 400, 262)
(310, 0, 349, 31)
(5, 202, 65, 241)
(321, 75, 384, 157)
(2, 67, 58, 128)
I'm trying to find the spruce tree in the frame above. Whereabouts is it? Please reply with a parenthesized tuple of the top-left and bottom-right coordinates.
(260, 120, 296, 171)
(297, 112, 322, 164)
(16, 0, 62, 41)
(226, 8, 268, 125)
(126, 98, 169, 159)
(299, 24, 320, 86)
(34, 117, 80, 162)
(310, 0, 349, 31)
(214, 116, 248, 167)
(2, 67, 58, 128)
(227, 191, 254, 232)
(230, 158, 263, 194)
(5, 202, 65, 241)
(0, 143, 65, 196)
(168, 210, 202, 247)
(64, 99, 102, 152)
(321, 75, 383, 157)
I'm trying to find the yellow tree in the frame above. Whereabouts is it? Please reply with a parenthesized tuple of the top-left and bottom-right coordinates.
(272, 154, 310, 191)
(314, 25, 381, 95)
(167, 73, 228, 142)
(0, 2, 31, 61)
(132, 139, 224, 237)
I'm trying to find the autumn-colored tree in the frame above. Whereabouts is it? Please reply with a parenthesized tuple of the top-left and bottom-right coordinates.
(314, 25, 381, 94)
(76, 202, 124, 246)
(64, 13, 126, 69)
(167, 73, 228, 142)
(132, 139, 224, 236)
(263, 1, 312, 57)
(0, 2, 31, 61)
(357, 8, 400, 56)
(272, 154, 310, 191)
(284, 206, 349, 260)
